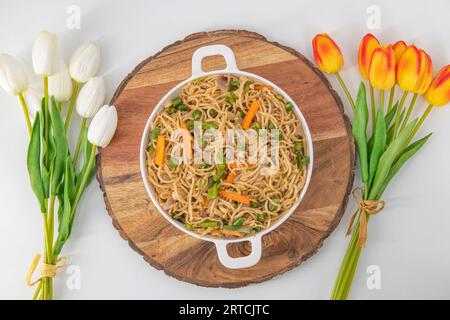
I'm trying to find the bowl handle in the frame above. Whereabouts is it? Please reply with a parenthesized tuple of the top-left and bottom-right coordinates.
(192, 45, 239, 77)
(214, 235, 262, 269)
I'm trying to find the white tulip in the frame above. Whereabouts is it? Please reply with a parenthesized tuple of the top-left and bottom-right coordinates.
(23, 87, 43, 120)
(88, 105, 117, 148)
(69, 41, 101, 83)
(32, 30, 57, 76)
(0, 54, 29, 95)
(75, 76, 105, 118)
(48, 61, 72, 102)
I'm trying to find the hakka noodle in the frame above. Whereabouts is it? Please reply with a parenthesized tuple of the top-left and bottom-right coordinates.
(146, 74, 310, 238)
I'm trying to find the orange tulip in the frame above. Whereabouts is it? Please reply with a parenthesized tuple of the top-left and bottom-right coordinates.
(358, 33, 381, 79)
(397, 45, 434, 94)
(424, 65, 450, 106)
(392, 40, 407, 66)
(312, 33, 344, 74)
(369, 45, 395, 90)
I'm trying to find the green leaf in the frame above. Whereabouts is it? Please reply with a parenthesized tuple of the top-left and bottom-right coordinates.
(49, 96, 68, 195)
(368, 119, 418, 199)
(39, 98, 51, 198)
(27, 116, 46, 213)
(386, 107, 406, 146)
(55, 156, 77, 255)
(376, 133, 432, 198)
(368, 108, 387, 189)
(368, 102, 398, 152)
(385, 102, 398, 128)
(55, 194, 71, 255)
(352, 82, 369, 185)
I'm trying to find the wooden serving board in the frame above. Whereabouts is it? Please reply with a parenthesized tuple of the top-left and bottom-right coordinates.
(97, 30, 355, 288)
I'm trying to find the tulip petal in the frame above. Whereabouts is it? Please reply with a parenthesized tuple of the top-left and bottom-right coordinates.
(358, 33, 381, 79)
(312, 33, 344, 74)
(369, 46, 395, 90)
(425, 65, 450, 107)
(392, 40, 407, 66)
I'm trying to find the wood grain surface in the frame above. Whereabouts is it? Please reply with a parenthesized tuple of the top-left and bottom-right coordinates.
(96, 30, 355, 288)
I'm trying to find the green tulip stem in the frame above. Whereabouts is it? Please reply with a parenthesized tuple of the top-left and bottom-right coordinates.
(43, 76, 50, 150)
(336, 72, 355, 111)
(18, 93, 32, 135)
(400, 93, 418, 131)
(370, 84, 376, 130)
(71, 145, 96, 221)
(64, 81, 79, 132)
(408, 104, 434, 143)
(387, 86, 395, 112)
(393, 91, 409, 139)
(380, 90, 385, 110)
(73, 118, 87, 164)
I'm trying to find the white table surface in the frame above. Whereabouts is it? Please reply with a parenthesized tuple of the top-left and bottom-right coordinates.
(1, 0, 449, 300)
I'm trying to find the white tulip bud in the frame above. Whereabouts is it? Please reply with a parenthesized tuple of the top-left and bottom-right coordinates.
(23, 87, 43, 120)
(69, 41, 101, 83)
(48, 61, 72, 102)
(0, 54, 29, 95)
(76, 76, 106, 118)
(32, 30, 57, 76)
(88, 105, 118, 148)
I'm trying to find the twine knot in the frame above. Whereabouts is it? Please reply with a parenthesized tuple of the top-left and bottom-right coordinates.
(26, 254, 67, 287)
(346, 188, 385, 247)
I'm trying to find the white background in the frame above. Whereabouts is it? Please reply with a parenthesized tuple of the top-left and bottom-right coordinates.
(0, 0, 449, 300)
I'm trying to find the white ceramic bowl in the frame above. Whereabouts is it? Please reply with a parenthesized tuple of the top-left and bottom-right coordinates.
(140, 45, 314, 269)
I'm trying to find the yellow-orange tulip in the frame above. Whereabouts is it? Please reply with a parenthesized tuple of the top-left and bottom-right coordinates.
(392, 40, 407, 66)
(312, 33, 344, 74)
(415, 50, 433, 94)
(369, 45, 395, 90)
(424, 65, 450, 106)
(397, 45, 433, 94)
(358, 33, 381, 79)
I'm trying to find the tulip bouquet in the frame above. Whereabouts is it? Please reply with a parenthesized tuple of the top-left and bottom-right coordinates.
(0, 31, 117, 300)
(312, 33, 449, 299)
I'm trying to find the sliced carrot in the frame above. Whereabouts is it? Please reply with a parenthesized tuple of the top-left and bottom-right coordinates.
(203, 199, 210, 208)
(180, 123, 193, 160)
(254, 85, 273, 91)
(241, 100, 260, 129)
(229, 163, 257, 169)
(221, 229, 243, 237)
(225, 172, 237, 183)
(219, 191, 253, 205)
(154, 135, 165, 165)
(208, 229, 223, 237)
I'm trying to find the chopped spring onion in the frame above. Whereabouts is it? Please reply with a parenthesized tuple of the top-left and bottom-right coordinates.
(202, 121, 219, 130)
(192, 109, 202, 120)
(229, 78, 239, 91)
(285, 101, 293, 112)
(256, 213, 265, 222)
(225, 92, 238, 104)
(172, 97, 182, 107)
(186, 119, 195, 130)
(150, 127, 161, 142)
(194, 220, 220, 229)
(167, 106, 176, 114)
(207, 183, 219, 199)
(232, 217, 245, 227)
(250, 200, 262, 208)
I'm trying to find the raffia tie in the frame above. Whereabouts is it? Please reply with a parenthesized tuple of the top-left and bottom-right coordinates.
(26, 254, 67, 287)
(346, 188, 385, 248)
